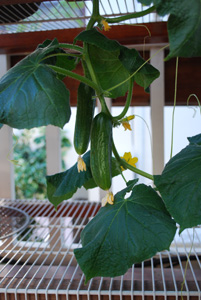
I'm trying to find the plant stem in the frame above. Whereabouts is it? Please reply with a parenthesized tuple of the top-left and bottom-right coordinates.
(105, 6, 155, 23)
(99, 94, 113, 117)
(120, 171, 127, 184)
(41, 53, 82, 63)
(47, 65, 99, 91)
(84, 0, 100, 85)
(58, 43, 83, 52)
(112, 141, 154, 181)
(112, 78, 133, 121)
(86, 0, 100, 30)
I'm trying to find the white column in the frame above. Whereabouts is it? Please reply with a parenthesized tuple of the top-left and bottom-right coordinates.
(45, 125, 61, 175)
(150, 48, 165, 175)
(0, 54, 15, 199)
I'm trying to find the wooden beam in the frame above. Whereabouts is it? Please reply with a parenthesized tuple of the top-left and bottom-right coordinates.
(0, 22, 168, 54)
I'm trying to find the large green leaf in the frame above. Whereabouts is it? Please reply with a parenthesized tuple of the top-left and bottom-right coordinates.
(188, 133, 201, 145)
(74, 182, 176, 282)
(38, 39, 77, 81)
(76, 29, 130, 97)
(75, 29, 159, 96)
(46, 151, 122, 208)
(74, 28, 120, 52)
(119, 47, 160, 90)
(88, 45, 130, 98)
(166, 0, 201, 59)
(154, 134, 201, 232)
(138, 0, 201, 59)
(0, 39, 71, 129)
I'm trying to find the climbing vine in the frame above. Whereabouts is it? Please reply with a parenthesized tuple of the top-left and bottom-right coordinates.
(0, 0, 201, 282)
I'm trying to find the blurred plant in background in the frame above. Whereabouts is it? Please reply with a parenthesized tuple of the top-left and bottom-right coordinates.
(13, 128, 71, 199)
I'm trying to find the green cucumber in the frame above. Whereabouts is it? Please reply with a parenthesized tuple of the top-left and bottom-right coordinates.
(74, 82, 95, 155)
(90, 112, 112, 190)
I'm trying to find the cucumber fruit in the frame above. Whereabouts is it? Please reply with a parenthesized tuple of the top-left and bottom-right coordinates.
(90, 112, 112, 190)
(74, 82, 95, 155)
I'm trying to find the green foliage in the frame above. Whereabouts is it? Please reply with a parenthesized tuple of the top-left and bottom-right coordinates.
(137, 0, 201, 59)
(154, 134, 201, 232)
(14, 128, 71, 199)
(47, 151, 121, 208)
(74, 83, 96, 155)
(0, 39, 71, 129)
(90, 113, 113, 190)
(187, 133, 201, 145)
(74, 180, 176, 282)
(0, 0, 200, 282)
(75, 29, 159, 97)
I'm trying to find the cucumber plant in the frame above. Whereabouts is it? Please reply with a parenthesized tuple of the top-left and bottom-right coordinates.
(74, 82, 95, 156)
(0, 0, 201, 282)
(90, 112, 113, 191)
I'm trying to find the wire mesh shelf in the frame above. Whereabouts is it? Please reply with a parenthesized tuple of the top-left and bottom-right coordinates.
(0, 0, 166, 34)
(0, 198, 200, 299)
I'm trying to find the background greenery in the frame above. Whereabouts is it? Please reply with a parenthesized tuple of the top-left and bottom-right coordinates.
(13, 128, 71, 199)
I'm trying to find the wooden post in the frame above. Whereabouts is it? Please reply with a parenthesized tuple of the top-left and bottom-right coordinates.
(150, 48, 165, 175)
(45, 125, 62, 175)
(0, 54, 15, 199)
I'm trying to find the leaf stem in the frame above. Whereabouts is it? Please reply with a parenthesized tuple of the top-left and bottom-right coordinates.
(40, 53, 82, 62)
(112, 140, 154, 181)
(86, 0, 100, 30)
(105, 6, 156, 23)
(98, 94, 113, 117)
(58, 43, 83, 52)
(47, 64, 99, 91)
(112, 78, 133, 121)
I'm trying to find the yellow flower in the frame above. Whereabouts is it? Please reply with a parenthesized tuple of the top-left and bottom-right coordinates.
(121, 115, 135, 131)
(122, 122, 132, 131)
(77, 155, 86, 173)
(101, 191, 114, 207)
(126, 115, 135, 121)
(101, 19, 111, 31)
(121, 152, 138, 170)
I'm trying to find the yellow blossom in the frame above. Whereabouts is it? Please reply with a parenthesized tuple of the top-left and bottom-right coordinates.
(77, 155, 86, 173)
(101, 19, 111, 31)
(101, 191, 114, 207)
(126, 115, 135, 121)
(121, 115, 135, 131)
(122, 121, 132, 131)
(121, 152, 138, 170)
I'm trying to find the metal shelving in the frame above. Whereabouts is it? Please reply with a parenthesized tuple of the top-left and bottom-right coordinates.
(0, 0, 165, 34)
(0, 198, 200, 299)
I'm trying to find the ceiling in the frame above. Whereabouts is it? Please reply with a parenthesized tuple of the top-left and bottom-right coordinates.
(0, 0, 166, 34)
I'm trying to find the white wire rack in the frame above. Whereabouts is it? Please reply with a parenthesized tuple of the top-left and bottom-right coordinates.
(0, 198, 201, 300)
(0, 0, 166, 34)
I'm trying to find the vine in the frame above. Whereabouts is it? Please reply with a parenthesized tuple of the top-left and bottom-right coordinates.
(0, 0, 200, 282)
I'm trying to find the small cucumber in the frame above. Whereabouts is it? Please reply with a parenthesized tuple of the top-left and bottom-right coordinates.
(74, 82, 95, 155)
(90, 112, 112, 190)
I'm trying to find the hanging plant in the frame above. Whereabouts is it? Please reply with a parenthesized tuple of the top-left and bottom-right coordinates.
(0, 0, 200, 283)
